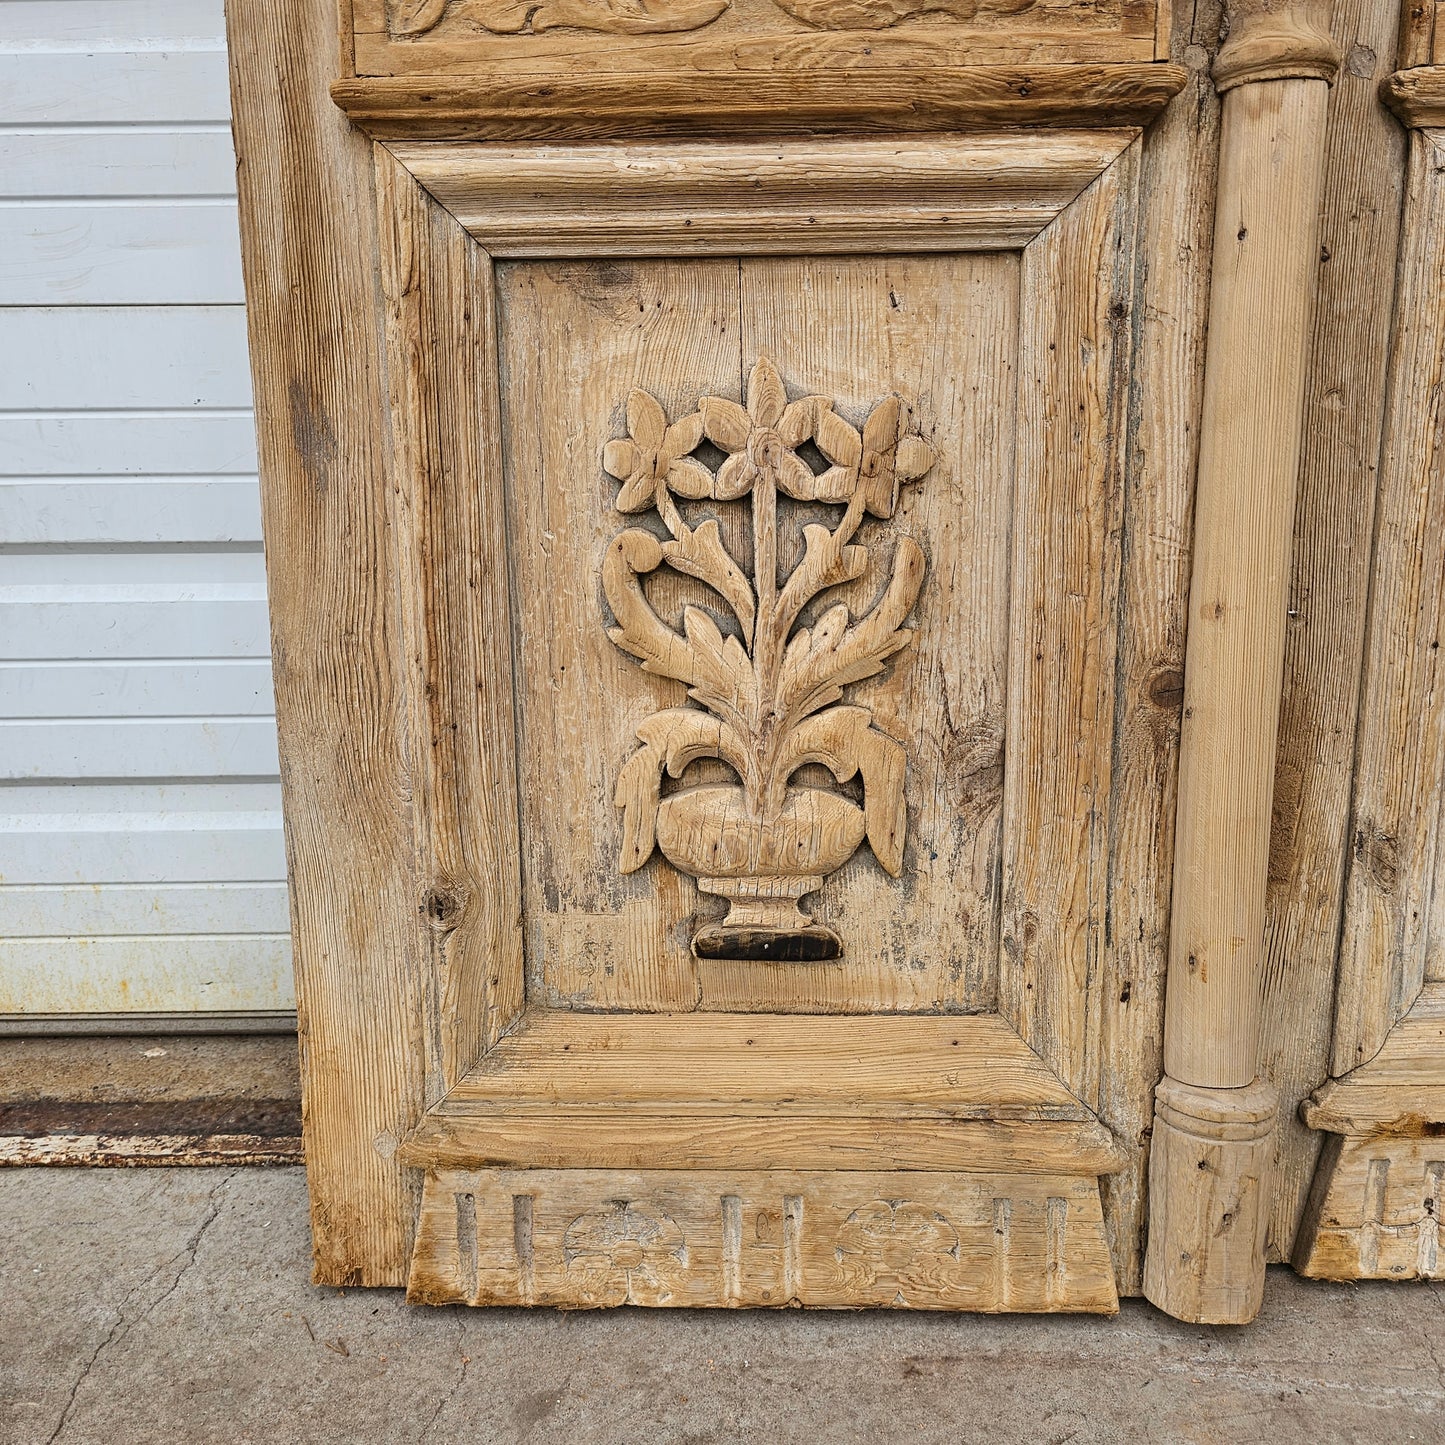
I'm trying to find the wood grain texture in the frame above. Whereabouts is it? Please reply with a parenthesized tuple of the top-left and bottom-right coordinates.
(374, 148, 527, 1094)
(436, 1010, 1089, 1112)
(1163, 76, 1333, 1090)
(1095, 0, 1222, 1293)
(227, 0, 425, 1285)
(331, 63, 1189, 141)
(1294, 1133, 1445, 1278)
(738, 255, 1018, 1013)
(1211, 0, 1340, 89)
(1296, 986, 1445, 1279)
(407, 1167, 1119, 1310)
(1331, 131, 1445, 1076)
(401, 1011, 1126, 1172)
(1260, 0, 1408, 1261)
(502, 254, 1023, 1014)
(999, 142, 1140, 1104)
(500, 257, 738, 1011)
(1397, 0, 1445, 65)
(1141, 1076, 1277, 1322)
(388, 133, 1137, 255)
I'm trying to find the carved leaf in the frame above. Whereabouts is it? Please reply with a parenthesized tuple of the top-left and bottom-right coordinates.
(661, 518, 756, 643)
(616, 708, 750, 871)
(681, 605, 758, 727)
(777, 537, 927, 726)
(773, 522, 868, 644)
(767, 706, 908, 875)
(389, 0, 450, 35)
(602, 530, 696, 685)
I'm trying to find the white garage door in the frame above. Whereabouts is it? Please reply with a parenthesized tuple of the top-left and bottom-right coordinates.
(0, 0, 293, 1024)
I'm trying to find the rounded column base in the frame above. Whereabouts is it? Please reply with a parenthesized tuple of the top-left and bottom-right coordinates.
(1143, 1075, 1278, 1324)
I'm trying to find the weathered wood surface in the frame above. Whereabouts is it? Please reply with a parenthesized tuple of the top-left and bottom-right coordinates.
(332, 64, 1188, 140)
(374, 147, 527, 1093)
(1141, 0, 1340, 1321)
(738, 254, 1017, 1014)
(408, 1167, 1119, 1311)
(432, 1011, 1089, 1112)
(1296, 986, 1445, 1279)
(1163, 74, 1334, 1092)
(1259, 0, 1408, 1260)
(227, 0, 425, 1286)
(1383, 65, 1445, 124)
(1397, 0, 1445, 65)
(1330, 129, 1445, 1077)
(400, 1011, 1125, 1173)
(1094, 0, 1221, 1293)
(998, 142, 1139, 1105)
(1142, 1076, 1277, 1322)
(389, 133, 1137, 255)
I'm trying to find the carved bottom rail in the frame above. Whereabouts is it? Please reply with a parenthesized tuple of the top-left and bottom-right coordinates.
(1294, 1135, 1445, 1280)
(407, 1167, 1118, 1311)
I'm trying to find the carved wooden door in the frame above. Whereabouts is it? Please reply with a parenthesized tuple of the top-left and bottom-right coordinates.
(230, 0, 1416, 1322)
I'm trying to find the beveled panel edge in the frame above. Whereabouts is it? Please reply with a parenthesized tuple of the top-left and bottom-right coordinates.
(386, 130, 1140, 255)
(332, 63, 1188, 142)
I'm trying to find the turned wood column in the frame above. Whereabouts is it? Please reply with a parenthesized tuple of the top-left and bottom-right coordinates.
(1144, 0, 1339, 1324)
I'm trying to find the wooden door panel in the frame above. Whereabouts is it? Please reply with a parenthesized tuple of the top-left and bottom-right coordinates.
(503, 253, 1018, 1014)
(371, 137, 1145, 1311)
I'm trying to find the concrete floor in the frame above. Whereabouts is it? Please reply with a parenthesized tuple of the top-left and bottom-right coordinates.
(5, 1168, 1445, 1445)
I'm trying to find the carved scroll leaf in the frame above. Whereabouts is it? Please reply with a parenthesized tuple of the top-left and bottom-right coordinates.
(616, 708, 753, 872)
(770, 0, 1036, 31)
(776, 536, 927, 727)
(389, 0, 729, 37)
(768, 706, 908, 875)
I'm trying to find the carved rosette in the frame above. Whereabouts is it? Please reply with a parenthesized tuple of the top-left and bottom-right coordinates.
(602, 358, 936, 964)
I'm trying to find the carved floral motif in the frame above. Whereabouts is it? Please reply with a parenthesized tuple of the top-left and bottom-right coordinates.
(769, 0, 1036, 31)
(603, 358, 935, 962)
(562, 1202, 689, 1304)
(388, 0, 729, 37)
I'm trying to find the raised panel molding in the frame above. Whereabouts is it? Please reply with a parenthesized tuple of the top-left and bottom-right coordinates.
(388, 133, 1139, 255)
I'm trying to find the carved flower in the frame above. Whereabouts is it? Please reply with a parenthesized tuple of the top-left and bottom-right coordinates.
(603, 390, 711, 512)
(810, 395, 935, 519)
(562, 1202, 688, 1305)
(700, 357, 819, 502)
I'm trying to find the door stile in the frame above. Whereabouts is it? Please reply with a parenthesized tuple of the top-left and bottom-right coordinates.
(1291, 98, 1445, 1280)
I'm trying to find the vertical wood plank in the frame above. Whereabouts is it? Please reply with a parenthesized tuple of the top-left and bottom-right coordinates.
(1260, 0, 1408, 1257)
(1332, 130, 1445, 1075)
(1000, 143, 1140, 1102)
(1098, 0, 1222, 1291)
(227, 0, 425, 1283)
(740, 253, 1019, 1014)
(374, 146, 527, 1094)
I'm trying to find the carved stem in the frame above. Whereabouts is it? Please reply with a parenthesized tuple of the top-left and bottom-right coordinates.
(751, 462, 781, 817)
(654, 481, 685, 542)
